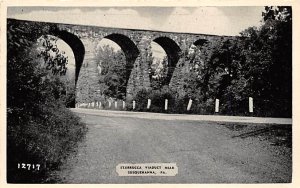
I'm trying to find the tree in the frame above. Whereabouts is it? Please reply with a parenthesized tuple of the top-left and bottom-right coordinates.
(262, 6, 292, 22)
(185, 6, 292, 116)
(150, 56, 168, 89)
(95, 45, 127, 100)
(235, 6, 292, 116)
(7, 20, 86, 182)
(182, 38, 237, 101)
(35, 35, 77, 106)
(36, 35, 69, 76)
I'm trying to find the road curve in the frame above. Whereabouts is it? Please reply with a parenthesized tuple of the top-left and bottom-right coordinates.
(55, 111, 292, 183)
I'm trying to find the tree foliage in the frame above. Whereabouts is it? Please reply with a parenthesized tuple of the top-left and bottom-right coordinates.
(96, 45, 127, 100)
(150, 56, 168, 89)
(37, 35, 69, 75)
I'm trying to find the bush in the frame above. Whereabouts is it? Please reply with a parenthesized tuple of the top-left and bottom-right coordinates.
(218, 93, 248, 116)
(168, 95, 189, 114)
(189, 98, 215, 115)
(7, 104, 87, 183)
(148, 90, 164, 112)
(252, 98, 291, 118)
(133, 88, 149, 111)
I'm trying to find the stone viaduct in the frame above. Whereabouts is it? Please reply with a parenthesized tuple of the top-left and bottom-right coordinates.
(8, 18, 233, 107)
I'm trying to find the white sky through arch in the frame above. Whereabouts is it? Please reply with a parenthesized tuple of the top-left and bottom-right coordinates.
(55, 39, 76, 79)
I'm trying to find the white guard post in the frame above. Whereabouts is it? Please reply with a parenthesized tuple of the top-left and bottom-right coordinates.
(147, 99, 151, 109)
(187, 99, 192, 111)
(123, 101, 126, 109)
(133, 100, 136, 110)
(215, 99, 219, 113)
(165, 99, 168, 110)
(249, 97, 253, 113)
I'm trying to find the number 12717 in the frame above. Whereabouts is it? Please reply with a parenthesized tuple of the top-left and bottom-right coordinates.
(17, 163, 40, 170)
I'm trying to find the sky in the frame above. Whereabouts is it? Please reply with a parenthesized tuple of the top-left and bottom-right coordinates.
(7, 7, 265, 36)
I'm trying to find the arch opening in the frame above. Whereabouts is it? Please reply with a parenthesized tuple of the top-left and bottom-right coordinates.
(93, 38, 128, 101)
(49, 29, 85, 85)
(50, 30, 85, 108)
(152, 37, 181, 86)
(104, 34, 140, 74)
(36, 34, 80, 107)
(102, 34, 139, 98)
(149, 41, 168, 89)
(187, 39, 209, 76)
(102, 34, 140, 94)
(193, 39, 208, 47)
(76, 34, 139, 103)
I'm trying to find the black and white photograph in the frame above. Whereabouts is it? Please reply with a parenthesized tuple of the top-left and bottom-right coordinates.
(2, 0, 297, 185)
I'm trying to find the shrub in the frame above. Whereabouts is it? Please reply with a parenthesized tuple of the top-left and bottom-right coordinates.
(133, 88, 149, 111)
(7, 103, 87, 183)
(148, 89, 164, 112)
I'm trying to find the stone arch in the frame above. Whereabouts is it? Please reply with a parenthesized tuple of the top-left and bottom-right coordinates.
(103, 33, 140, 82)
(48, 30, 85, 108)
(193, 38, 208, 47)
(187, 38, 209, 62)
(48, 29, 85, 85)
(152, 36, 181, 85)
(188, 38, 209, 57)
(185, 38, 209, 80)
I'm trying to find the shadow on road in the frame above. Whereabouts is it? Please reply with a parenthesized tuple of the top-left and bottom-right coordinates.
(224, 124, 292, 148)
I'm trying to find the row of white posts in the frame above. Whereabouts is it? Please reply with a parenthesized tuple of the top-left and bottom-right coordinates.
(77, 97, 254, 113)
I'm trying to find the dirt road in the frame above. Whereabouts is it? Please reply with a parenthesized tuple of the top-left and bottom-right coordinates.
(55, 111, 292, 183)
